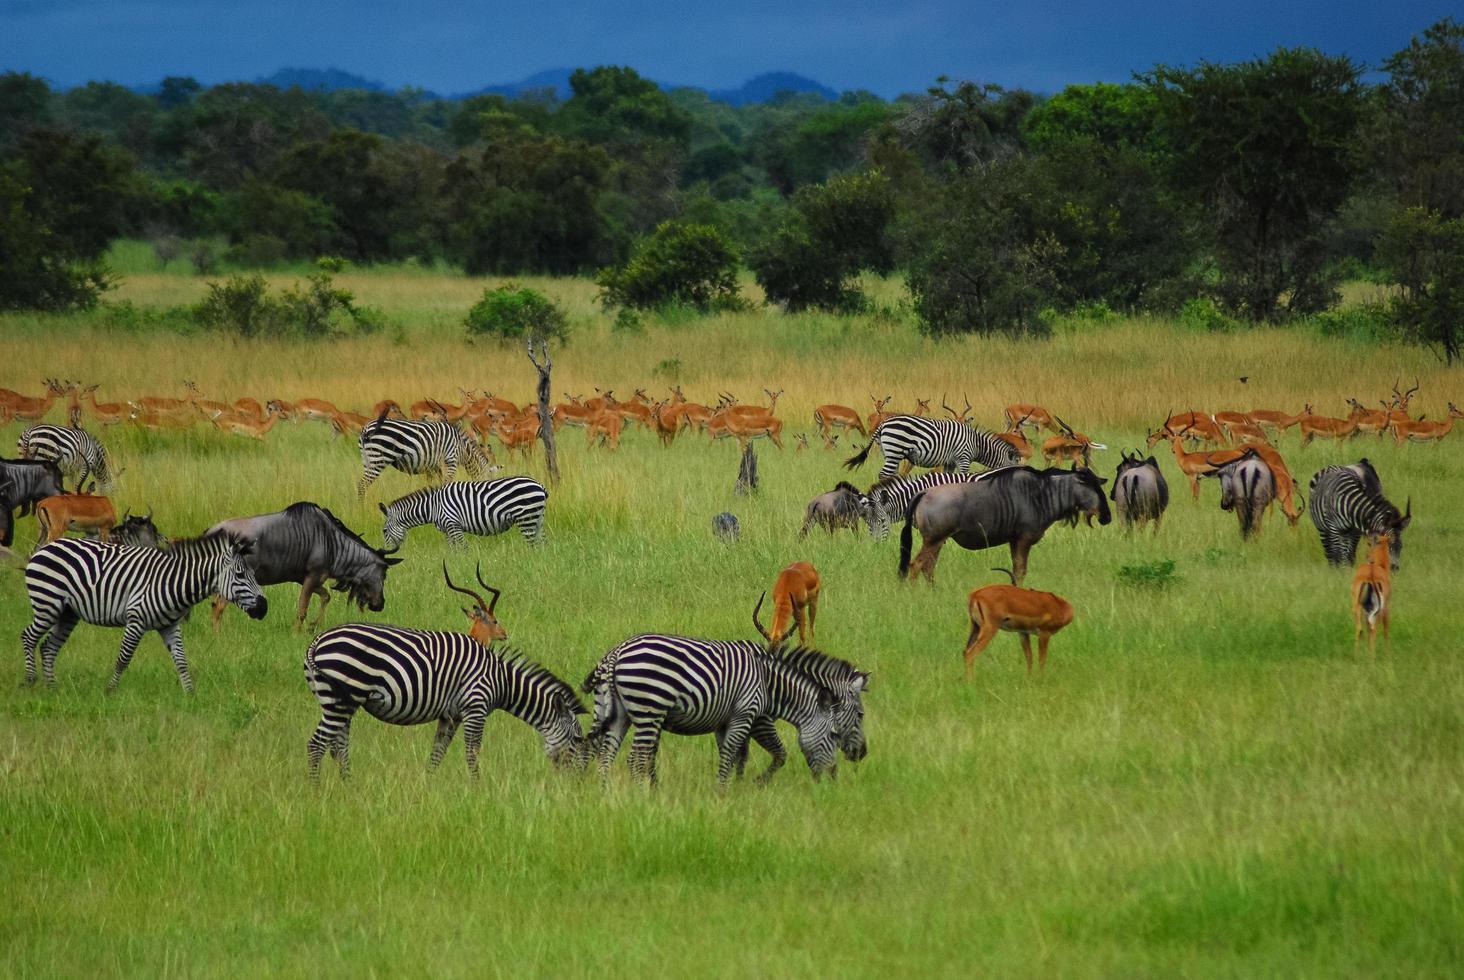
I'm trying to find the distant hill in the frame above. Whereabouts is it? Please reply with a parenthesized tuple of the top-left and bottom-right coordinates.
(126, 67, 841, 105)
(258, 68, 388, 92)
(705, 72, 838, 106)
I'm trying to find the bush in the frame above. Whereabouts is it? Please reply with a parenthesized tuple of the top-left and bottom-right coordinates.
(464, 284, 569, 342)
(597, 221, 742, 312)
(1379, 207, 1464, 363)
(1310, 303, 1390, 343)
(195, 270, 375, 338)
(1116, 558, 1179, 589)
(279, 272, 360, 337)
(194, 274, 284, 337)
(1176, 296, 1239, 333)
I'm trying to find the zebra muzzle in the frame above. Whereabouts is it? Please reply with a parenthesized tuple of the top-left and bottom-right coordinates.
(247, 596, 269, 620)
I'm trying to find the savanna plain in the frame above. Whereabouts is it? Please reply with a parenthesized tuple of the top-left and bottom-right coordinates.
(2, 265, 1462, 977)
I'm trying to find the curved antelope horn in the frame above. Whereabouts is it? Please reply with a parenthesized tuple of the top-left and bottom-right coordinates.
(121, 508, 131, 521)
(474, 562, 502, 614)
(991, 567, 1017, 585)
(752, 591, 773, 642)
(443, 561, 487, 615)
(1054, 415, 1075, 437)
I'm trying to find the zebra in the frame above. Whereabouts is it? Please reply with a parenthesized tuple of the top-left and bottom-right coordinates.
(1308, 459, 1411, 568)
(379, 477, 547, 549)
(356, 414, 495, 499)
(865, 467, 1018, 540)
(582, 632, 868, 785)
(304, 624, 586, 779)
(18, 423, 114, 493)
(845, 415, 1022, 482)
(20, 532, 267, 692)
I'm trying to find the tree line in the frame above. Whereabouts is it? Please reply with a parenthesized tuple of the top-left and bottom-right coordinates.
(1, 19, 1460, 357)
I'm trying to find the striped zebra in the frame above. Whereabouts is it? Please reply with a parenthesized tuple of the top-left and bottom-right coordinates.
(582, 632, 868, 785)
(18, 423, 113, 493)
(379, 476, 547, 549)
(865, 467, 1018, 540)
(845, 415, 1021, 482)
(1308, 459, 1411, 568)
(21, 533, 267, 692)
(356, 414, 494, 499)
(304, 624, 586, 778)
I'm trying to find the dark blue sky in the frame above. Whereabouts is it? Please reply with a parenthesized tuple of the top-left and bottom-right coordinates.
(2, 0, 1452, 95)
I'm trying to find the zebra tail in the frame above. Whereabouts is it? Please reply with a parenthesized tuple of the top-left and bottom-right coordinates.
(898, 491, 927, 579)
(845, 430, 877, 470)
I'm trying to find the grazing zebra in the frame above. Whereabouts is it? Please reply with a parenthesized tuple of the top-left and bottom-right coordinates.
(583, 631, 868, 785)
(379, 477, 548, 549)
(20, 533, 267, 692)
(18, 423, 113, 493)
(1308, 459, 1411, 568)
(304, 625, 586, 779)
(865, 467, 1017, 540)
(356, 414, 494, 498)
(845, 415, 1022, 482)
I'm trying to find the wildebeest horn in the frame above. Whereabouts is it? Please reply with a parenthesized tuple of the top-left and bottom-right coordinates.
(474, 562, 501, 614)
(991, 567, 1017, 585)
(121, 508, 130, 521)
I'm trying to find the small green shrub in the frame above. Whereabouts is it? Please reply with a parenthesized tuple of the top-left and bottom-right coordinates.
(1116, 558, 1179, 589)
(464, 284, 569, 342)
(1177, 296, 1238, 333)
(194, 274, 284, 337)
(597, 221, 743, 313)
(1310, 303, 1390, 343)
(194, 270, 374, 338)
(651, 357, 682, 379)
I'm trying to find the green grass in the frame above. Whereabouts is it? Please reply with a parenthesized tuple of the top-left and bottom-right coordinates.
(2, 276, 1463, 977)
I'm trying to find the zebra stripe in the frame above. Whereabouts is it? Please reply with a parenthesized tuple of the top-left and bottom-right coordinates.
(303, 623, 585, 778)
(845, 415, 1021, 481)
(18, 423, 113, 493)
(20, 533, 266, 691)
(583, 633, 866, 785)
(380, 477, 547, 549)
(356, 416, 493, 498)
(865, 467, 1019, 540)
(1308, 460, 1410, 567)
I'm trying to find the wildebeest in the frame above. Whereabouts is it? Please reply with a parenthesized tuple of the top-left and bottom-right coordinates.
(1205, 448, 1275, 539)
(798, 481, 874, 537)
(712, 512, 740, 542)
(1111, 452, 1168, 531)
(0, 458, 65, 548)
(898, 466, 1111, 584)
(207, 501, 402, 631)
(112, 510, 166, 549)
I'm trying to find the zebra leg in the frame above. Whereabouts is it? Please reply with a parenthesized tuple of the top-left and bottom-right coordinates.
(307, 700, 355, 780)
(628, 721, 666, 786)
(332, 713, 355, 778)
(748, 716, 787, 784)
(38, 609, 80, 687)
(106, 621, 149, 693)
(158, 621, 195, 693)
(21, 605, 59, 686)
(357, 462, 383, 499)
(440, 520, 466, 546)
(596, 710, 630, 781)
(428, 716, 460, 771)
(715, 716, 755, 785)
(519, 513, 544, 545)
(462, 707, 488, 777)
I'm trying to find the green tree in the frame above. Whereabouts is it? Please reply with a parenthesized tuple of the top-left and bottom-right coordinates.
(156, 76, 202, 110)
(892, 78, 1034, 175)
(1022, 82, 1163, 155)
(556, 66, 692, 149)
(0, 174, 112, 311)
(274, 130, 393, 260)
(1144, 49, 1365, 320)
(1379, 207, 1464, 363)
(1370, 19, 1464, 217)
(0, 72, 52, 151)
(7, 128, 137, 260)
(597, 221, 741, 312)
(465, 284, 569, 342)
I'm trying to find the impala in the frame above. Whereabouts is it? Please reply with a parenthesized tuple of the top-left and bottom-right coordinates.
(79, 384, 128, 426)
(962, 568, 1073, 679)
(1345, 398, 1392, 438)
(866, 394, 895, 432)
(1248, 407, 1306, 438)
(708, 409, 785, 450)
(1159, 409, 1226, 446)
(5, 379, 69, 423)
(1040, 417, 1106, 467)
(753, 561, 821, 647)
(1298, 404, 1359, 446)
(1150, 422, 1248, 499)
(183, 381, 233, 419)
(585, 408, 624, 449)
(1390, 403, 1462, 445)
(1003, 403, 1057, 433)
(34, 492, 118, 547)
(813, 402, 866, 445)
(1350, 533, 1392, 657)
(210, 405, 286, 440)
(1248, 443, 1304, 527)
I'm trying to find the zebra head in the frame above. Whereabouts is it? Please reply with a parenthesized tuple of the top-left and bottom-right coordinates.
(865, 487, 894, 541)
(830, 671, 870, 763)
(379, 500, 410, 551)
(1384, 498, 1411, 570)
(218, 537, 268, 620)
(797, 682, 841, 780)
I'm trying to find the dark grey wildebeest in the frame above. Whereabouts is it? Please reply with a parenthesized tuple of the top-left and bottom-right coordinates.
(1205, 448, 1275, 540)
(712, 512, 740, 542)
(112, 510, 166, 550)
(898, 466, 1111, 584)
(1, 458, 65, 549)
(798, 481, 875, 537)
(1111, 452, 1169, 531)
(207, 501, 402, 631)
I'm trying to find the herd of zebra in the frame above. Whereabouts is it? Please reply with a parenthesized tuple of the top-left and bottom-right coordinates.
(0, 383, 1428, 785)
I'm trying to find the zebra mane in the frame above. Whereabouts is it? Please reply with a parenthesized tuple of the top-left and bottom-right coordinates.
(768, 645, 867, 686)
(496, 647, 587, 715)
(166, 529, 246, 557)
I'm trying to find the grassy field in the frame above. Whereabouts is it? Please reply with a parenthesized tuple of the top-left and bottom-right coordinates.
(2, 267, 1462, 977)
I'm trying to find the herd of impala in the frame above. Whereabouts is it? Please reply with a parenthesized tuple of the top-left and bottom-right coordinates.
(3, 376, 1453, 672)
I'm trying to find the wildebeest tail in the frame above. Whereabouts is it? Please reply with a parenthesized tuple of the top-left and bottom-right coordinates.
(845, 430, 877, 470)
(898, 491, 927, 578)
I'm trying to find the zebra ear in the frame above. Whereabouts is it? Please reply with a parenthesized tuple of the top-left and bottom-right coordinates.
(854, 672, 870, 692)
(378, 502, 388, 516)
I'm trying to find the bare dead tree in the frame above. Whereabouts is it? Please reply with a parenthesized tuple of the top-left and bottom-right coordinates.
(526, 336, 560, 485)
(734, 443, 759, 496)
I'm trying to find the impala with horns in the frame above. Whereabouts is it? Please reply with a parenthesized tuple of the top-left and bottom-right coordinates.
(207, 501, 402, 632)
(1384, 379, 1420, 424)
(1040, 417, 1106, 467)
(1003, 403, 1058, 434)
(962, 568, 1073, 680)
(1153, 410, 1225, 446)
(1149, 421, 1248, 499)
(1390, 403, 1462, 445)
(755, 561, 821, 647)
(708, 409, 785, 451)
(898, 466, 1111, 585)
